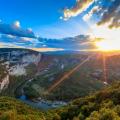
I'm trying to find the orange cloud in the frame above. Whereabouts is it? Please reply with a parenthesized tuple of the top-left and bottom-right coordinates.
(64, 0, 94, 20)
(31, 48, 64, 52)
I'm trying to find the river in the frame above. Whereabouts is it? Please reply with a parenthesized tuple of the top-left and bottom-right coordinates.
(19, 95, 67, 110)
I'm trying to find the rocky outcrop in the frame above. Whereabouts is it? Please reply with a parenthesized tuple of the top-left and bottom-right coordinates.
(9, 65, 26, 76)
(22, 53, 41, 65)
(0, 75, 9, 92)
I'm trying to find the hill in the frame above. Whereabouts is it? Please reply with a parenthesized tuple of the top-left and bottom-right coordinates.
(1, 82, 120, 119)
(0, 96, 45, 120)
(52, 81, 120, 120)
(1, 48, 120, 103)
(23, 52, 120, 101)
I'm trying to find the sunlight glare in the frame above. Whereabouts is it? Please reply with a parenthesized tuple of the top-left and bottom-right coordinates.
(90, 24, 120, 51)
(96, 39, 120, 51)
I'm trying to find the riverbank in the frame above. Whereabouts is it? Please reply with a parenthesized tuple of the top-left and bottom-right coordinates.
(19, 95, 67, 110)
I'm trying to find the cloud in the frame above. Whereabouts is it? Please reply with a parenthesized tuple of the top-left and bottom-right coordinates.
(83, 6, 101, 21)
(13, 21, 21, 28)
(0, 21, 36, 38)
(38, 35, 95, 51)
(0, 42, 64, 52)
(63, 0, 120, 28)
(31, 48, 64, 52)
(63, 0, 94, 20)
(0, 21, 96, 52)
(0, 34, 38, 43)
(0, 34, 40, 49)
(97, 0, 120, 28)
(0, 42, 23, 48)
(0, 32, 97, 51)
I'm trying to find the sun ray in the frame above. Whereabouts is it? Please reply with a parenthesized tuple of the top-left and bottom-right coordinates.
(102, 53, 108, 85)
(47, 55, 94, 93)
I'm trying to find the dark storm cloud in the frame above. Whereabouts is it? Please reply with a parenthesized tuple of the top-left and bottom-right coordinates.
(0, 21, 36, 38)
(97, 0, 120, 28)
(38, 35, 95, 51)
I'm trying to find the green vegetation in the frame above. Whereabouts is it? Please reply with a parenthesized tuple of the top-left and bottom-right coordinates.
(0, 64, 8, 80)
(1, 82, 120, 119)
(24, 57, 104, 101)
(25, 63, 38, 77)
(1, 63, 38, 97)
(52, 81, 120, 120)
(1, 52, 120, 102)
(0, 97, 45, 120)
(1, 76, 26, 97)
(1, 50, 120, 119)
(23, 54, 120, 101)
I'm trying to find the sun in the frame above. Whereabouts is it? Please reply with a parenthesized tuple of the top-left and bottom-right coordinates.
(95, 39, 120, 51)
(88, 23, 120, 52)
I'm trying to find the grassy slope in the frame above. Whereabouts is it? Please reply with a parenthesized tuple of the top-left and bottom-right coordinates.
(0, 96, 46, 120)
(52, 81, 120, 120)
(1, 82, 120, 120)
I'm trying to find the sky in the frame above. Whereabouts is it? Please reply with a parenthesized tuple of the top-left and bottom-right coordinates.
(0, 0, 119, 52)
(0, 0, 89, 38)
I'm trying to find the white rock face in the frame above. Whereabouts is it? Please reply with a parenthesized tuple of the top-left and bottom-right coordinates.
(0, 50, 42, 91)
(9, 65, 26, 76)
(9, 53, 41, 76)
(0, 75, 9, 91)
(22, 53, 41, 65)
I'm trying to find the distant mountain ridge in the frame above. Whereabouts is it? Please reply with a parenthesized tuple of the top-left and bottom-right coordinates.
(0, 48, 39, 53)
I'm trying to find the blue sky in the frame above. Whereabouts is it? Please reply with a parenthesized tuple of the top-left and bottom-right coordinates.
(0, 0, 119, 52)
(0, 0, 90, 38)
